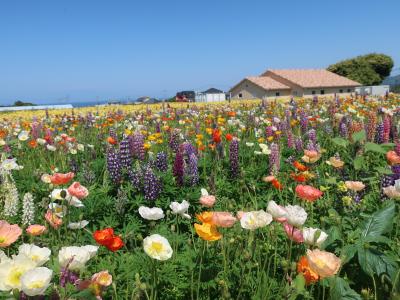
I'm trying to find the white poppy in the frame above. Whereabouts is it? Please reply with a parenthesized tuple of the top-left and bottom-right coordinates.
(169, 200, 191, 219)
(240, 210, 273, 230)
(68, 220, 89, 229)
(302, 227, 328, 248)
(20, 267, 53, 296)
(18, 244, 51, 267)
(284, 205, 307, 227)
(143, 234, 173, 261)
(138, 206, 164, 220)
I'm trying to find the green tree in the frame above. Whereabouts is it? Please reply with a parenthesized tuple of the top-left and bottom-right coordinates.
(327, 53, 394, 85)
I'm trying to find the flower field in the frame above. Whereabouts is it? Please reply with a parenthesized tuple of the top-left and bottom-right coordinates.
(1, 95, 400, 299)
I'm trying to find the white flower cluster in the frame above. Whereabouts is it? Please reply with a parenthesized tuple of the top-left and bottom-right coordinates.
(21, 193, 35, 226)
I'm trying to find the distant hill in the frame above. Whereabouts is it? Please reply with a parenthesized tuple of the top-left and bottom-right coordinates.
(0, 101, 37, 107)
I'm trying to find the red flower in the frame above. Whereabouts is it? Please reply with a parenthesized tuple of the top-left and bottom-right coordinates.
(295, 185, 323, 202)
(50, 172, 75, 185)
(293, 161, 308, 172)
(291, 173, 307, 183)
(93, 228, 124, 252)
(107, 137, 117, 145)
(271, 179, 283, 190)
(212, 129, 221, 144)
(225, 134, 233, 141)
(106, 236, 124, 252)
(93, 228, 114, 246)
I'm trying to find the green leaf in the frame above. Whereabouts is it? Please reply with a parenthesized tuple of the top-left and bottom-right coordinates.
(352, 130, 366, 143)
(357, 247, 398, 280)
(329, 277, 362, 300)
(325, 177, 337, 184)
(332, 137, 349, 147)
(375, 166, 393, 175)
(340, 244, 358, 265)
(294, 273, 305, 293)
(360, 201, 396, 239)
(322, 226, 342, 248)
(364, 142, 387, 154)
(353, 156, 364, 170)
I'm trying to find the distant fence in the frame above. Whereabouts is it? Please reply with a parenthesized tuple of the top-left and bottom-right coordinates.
(0, 104, 73, 112)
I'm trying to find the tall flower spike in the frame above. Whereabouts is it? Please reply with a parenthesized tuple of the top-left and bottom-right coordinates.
(156, 151, 168, 172)
(143, 165, 161, 201)
(119, 136, 133, 169)
(21, 193, 35, 226)
(173, 147, 184, 186)
(106, 147, 122, 184)
(269, 143, 280, 175)
(229, 139, 240, 178)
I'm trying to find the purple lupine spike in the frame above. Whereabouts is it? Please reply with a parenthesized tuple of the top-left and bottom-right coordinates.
(375, 122, 384, 144)
(109, 128, 118, 142)
(308, 129, 317, 146)
(339, 120, 348, 138)
(269, 143, 280, 175)
(106, 146, 122, 184)
(172, 147, 184, 186)
(169, 129, 180, 153)
(132, 132, 145, 160)
(229, 139, 240, 178)
(287, 129, 294, 149)
(188, 153, 199, 186)
(128, 168, 142, 189)
(183, 142, 197, 159)
(383, 116, 391, 143)
(195, 122, 200, 134)
(392, 165, 400, 181)
(156, 151, 168, 172)
(60, 259, 80, 287)
(155, 122, 161, 133)
(119, 136, 133, 169)
(395, 142, 400, 156)
(300, 110, 308, 134)
(266, 126, 273, 139)
(312, 96, 318, 106)
(143, 165, 161, 201)
(295, 137, 303, 152)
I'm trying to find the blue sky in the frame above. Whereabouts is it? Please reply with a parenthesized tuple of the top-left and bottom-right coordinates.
(0, 0, 399, 105)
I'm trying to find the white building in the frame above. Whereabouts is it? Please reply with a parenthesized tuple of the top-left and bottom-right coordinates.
(0, 104, 73, 112)
(195, 88, 226, 103)
(355, 85, 390, 96)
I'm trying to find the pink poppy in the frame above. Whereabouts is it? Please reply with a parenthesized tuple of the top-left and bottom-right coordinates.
(283, 222, 304, 243)
(199, 195, 216, 208)
(45, 210, 63, 229)
(67, 182, 89, 199)
(50, 172, 75, 185)
(295, 185, 323, 202)
(236, 211, 245, 220)
(0, 220, 22, 247)
(262, 175, 276, 183)
(26, 224, 47, 236)
(212, 212, 237, 228)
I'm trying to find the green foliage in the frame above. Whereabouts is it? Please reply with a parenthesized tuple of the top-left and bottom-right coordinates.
(327, 53, 394, 85)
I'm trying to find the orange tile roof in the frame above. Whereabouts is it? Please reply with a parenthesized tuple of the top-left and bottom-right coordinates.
(265, 69, 361, 88)
(246, 76, 291, 90)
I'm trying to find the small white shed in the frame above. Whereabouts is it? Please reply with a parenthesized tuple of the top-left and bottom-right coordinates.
(355, 85, 390, 96)
(195, 88, 226, 103)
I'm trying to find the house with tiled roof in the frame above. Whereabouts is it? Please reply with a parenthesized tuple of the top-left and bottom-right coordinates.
(230, 69, 361, 99)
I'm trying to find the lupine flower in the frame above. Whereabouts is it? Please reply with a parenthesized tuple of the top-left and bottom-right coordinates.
(143, 234, 173, 261)
(119, 136, 133, 168)
(143, 166, 161, 201)
(172, 148, 184, 186)
(269, 143, 280, 174)
(229, 138, 240, 177)
(188, 153, 199, 186)
(132, 132, 146, 160)
(106, 146, 122, 184)
(168, 129, 180, 152)
(156, 151, 168, 172)
(295, 137, 303, 152)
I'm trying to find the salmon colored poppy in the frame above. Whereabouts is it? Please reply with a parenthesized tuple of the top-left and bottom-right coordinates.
(50, 172, 75, 185)
(387, 151, 400, 165)
(297, 256, 319, 285)
(295, 185, 323, 202)
(0, 220, 22, 247)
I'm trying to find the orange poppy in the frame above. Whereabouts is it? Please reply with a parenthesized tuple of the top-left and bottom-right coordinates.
(293, 161, 308, 172)
(28, 139, 38, 148)
(107, 137, 117, 145)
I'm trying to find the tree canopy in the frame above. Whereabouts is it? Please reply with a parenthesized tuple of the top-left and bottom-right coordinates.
(327, 53, 394, 86)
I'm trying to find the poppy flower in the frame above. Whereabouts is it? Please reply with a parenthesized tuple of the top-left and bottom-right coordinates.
(271, 179, 283, 190)
(386, 151, 400, 165)
(212, 129, 222, 144)
(107, 137, 117, 145)
(293, 161, 308, 172)
(283, 222, 304, 243)
(225, 134, 233, 142)
(295, 185, 323, 202)
(93, 228, 115, 246)
(291, 173, 307, 183)
(297, 256, 319, 285)
(50, 172, 75, 185)
(0, 220, 22, 247)
(28, 139, 38, 148)
(106, 236, 124, 252)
